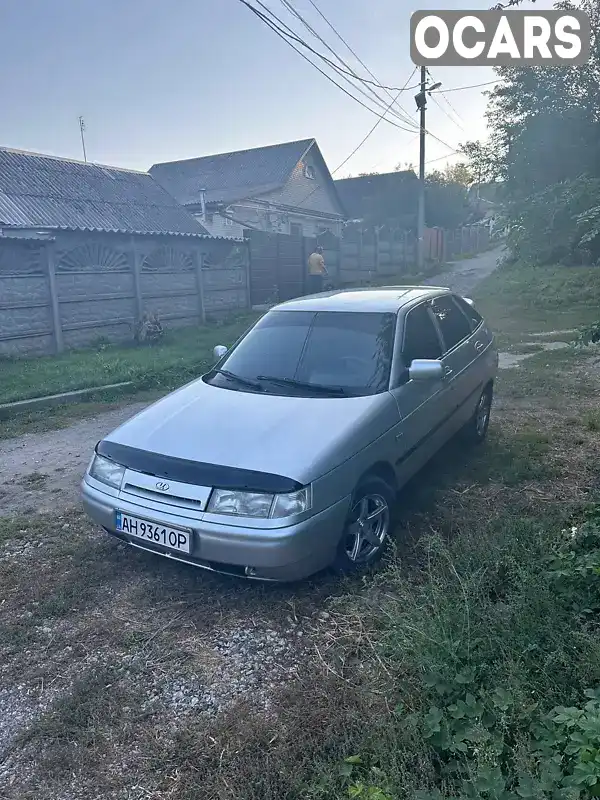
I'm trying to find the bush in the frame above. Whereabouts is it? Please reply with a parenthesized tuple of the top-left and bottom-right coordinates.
(316, 506, 600, 800)
(574, 322, 600, 348)
(134, 311, 164, 344)
(506, 177, 600, 266)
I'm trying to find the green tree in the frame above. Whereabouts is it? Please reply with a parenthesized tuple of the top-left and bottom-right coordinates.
(425, 169, 470, 228)
(473, 0, 600, 263)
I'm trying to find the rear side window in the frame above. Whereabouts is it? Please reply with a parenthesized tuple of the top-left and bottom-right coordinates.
(402, 304, 442, 365)
(453, 295, 483, 330)
(429, 295, 472, 352)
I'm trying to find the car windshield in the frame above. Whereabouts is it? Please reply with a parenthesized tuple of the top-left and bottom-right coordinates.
(205, 310, 396, 397)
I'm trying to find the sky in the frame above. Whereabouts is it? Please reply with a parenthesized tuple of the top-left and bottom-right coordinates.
(0, 0, 554, 178)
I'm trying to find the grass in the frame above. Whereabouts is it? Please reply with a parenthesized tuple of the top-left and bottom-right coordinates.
(1, 258, 600, 798)
(0, 313, 260, 405)
(0, 390, 163, 441)
(472, 261, 600, 344)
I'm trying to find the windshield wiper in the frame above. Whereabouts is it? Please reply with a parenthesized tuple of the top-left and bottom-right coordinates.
(256, 375, 349, 395)
(213, 369, 264, 391)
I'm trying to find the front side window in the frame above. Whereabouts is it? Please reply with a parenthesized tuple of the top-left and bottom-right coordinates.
(402, 304, 443, 366)
(206, 310, 396, 397)
(429, 295, 472, 352)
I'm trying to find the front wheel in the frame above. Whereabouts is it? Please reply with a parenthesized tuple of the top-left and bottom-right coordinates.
(461, 384, 493, 445)
(332, 476, 396, 574)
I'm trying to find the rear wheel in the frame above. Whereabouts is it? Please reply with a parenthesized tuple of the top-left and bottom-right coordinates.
(461, 384, 493, 445)
(332, 476, 395, 574)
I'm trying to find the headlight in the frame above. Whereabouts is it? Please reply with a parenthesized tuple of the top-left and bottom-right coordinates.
(271, 488, 310, 518)
(89, 454, 125, 489)
(207, 487, 310, 519)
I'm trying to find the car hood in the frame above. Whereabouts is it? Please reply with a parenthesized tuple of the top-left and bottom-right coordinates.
(103, 378, 398, 484)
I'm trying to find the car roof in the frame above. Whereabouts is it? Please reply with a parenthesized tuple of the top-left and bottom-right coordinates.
(272, 286, 450, 313)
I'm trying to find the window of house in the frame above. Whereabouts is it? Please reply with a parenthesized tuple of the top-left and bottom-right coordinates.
(429, 295, 472, 352)
(290, 223, 303, 237)
(303, 164, 315, 179)
(402, 304, 443, 366)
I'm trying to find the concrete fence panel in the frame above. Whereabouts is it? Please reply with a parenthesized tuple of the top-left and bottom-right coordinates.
(0, 233, 251, 358)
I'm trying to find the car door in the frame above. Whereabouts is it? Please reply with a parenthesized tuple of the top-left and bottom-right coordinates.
(428, 293, 485, 431)
(390, 302, 450, 485)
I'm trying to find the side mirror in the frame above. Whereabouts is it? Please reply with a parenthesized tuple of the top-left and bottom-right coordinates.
(409, 359, 443, 382)
(463, 297, 475, 307)
(213, 345, 228, 360)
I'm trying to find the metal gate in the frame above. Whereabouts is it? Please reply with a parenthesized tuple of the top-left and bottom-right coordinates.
(247, 230, 306, 306)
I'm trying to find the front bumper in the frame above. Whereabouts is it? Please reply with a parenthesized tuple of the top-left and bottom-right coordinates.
(81, 479, 351, 582)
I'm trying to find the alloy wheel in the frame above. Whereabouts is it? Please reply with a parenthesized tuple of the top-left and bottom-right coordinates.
(344, 493, 390, 563)
(476, 391, 491, 438)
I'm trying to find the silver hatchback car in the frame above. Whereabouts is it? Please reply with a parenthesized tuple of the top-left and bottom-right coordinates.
(81, 287, 498, 581)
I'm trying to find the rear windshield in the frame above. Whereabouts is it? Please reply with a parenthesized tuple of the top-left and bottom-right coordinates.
(207, 310, 396, 397)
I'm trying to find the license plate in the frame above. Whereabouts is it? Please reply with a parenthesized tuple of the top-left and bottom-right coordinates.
(115, 511, 191, 554)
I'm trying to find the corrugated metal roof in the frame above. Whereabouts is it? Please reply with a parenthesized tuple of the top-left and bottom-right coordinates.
(0, 148, 211, 236)
(150, 139, 315, 206)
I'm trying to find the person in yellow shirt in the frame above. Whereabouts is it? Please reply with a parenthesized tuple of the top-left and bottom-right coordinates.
(307, 245, 328, 294)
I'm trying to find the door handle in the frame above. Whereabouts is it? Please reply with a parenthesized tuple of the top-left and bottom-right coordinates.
(443, 366, 453, 379)
(474, 341, 485, 352)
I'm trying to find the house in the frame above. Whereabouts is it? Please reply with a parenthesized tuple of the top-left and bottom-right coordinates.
(0, 147, 243, 356)
(334, 171, 418, 229)
(467, 182, 500, 222)
(150, 138, 346, 240)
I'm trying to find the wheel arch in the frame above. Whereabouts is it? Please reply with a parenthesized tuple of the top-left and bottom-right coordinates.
(358, 461, 397, 492)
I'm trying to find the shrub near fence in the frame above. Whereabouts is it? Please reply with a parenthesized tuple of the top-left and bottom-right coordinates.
(0, 232, 250, 357)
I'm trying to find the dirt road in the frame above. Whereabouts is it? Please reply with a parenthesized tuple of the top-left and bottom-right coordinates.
(0, 246, 504, 518)
(424, 244, 505, 295)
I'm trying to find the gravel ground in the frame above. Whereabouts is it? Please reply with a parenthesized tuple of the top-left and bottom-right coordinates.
(0, 402, 148, 516)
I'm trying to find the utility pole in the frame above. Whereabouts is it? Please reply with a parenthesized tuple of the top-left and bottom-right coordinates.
(414, 72, 442, 271)
(78, 116, 87, 163)
(417, 66, 427, 272)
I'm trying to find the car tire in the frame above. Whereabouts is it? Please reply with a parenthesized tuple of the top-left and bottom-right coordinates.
(461, 384, 493, 445)
(332, 476, 396, 574)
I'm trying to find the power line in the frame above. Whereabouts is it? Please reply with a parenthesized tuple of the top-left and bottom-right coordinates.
(250, 0, 417, 126)
(278, 0, 413, 118)
(300, 0, 419, 126)
(239, 1, 459, 157)
(293, 68, 419, 210)
(425, 151, 461, 166)
(426, 68, 466, 131)
(258, 0, 417, 127)
(237, 0, 420, 133)
(439, 90, 465, 125)
(324, 70, 418, 180)
(438, 80, 500, 93)
(430, 93, 466, 132)
(333, 70, 419, 174)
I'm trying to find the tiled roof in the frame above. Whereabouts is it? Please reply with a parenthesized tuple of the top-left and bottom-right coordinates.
(0, 148, 211, 236)
(334, 171, 418, 220)
(150, 139, 315, 206)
